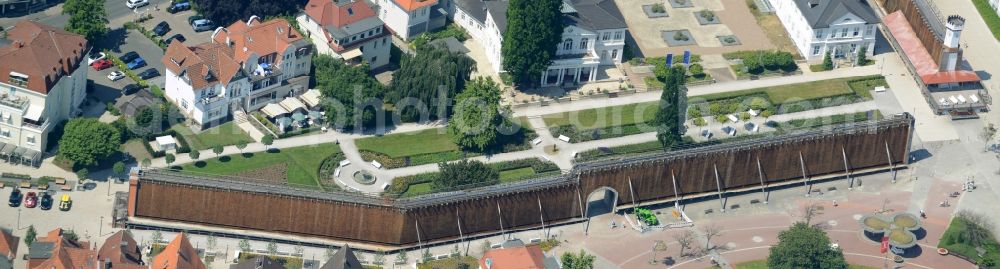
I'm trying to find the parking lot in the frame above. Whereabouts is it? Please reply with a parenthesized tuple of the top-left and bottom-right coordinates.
(0, 182, 129, 268)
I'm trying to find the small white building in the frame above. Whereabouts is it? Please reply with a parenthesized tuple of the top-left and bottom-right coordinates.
(374, 0, 449, 40)
(452, 0, 627, 86)
(0, 20, 89, 164)
(162, 17, 313, 130)
(155, 135, 177, 151)
(768, 0, 879, 61)
(298, 0, 392, 69)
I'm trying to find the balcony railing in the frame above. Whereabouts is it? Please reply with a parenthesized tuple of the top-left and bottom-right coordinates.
(22, 119, 49, 132)
(0, 94, 28, 110)
(200, 95, 226, 105)
(251, 63, 283, 82)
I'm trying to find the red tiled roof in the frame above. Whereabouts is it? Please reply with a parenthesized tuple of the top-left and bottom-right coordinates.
(479, 245, 547, 269)
(98, 231, 144, 269)
(151, 234, 206, 269)
(30, 229, 98, 269)
(391, 0, 437, 12)
(884, 11, 980, 85)
(305, 0, 377, 29)
(0, 20, 88, 95)
(162, 40, 242, 90)
(0, 228, 17, 258)
(212, 17, 304, 64)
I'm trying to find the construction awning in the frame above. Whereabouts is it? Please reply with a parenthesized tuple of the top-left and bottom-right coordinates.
(24, 104, 43, 122)
(342, 48, 363, 60)
(299, 89, 322, 107)
(261, 103, 288, 118)
(279, 97, 306, 113)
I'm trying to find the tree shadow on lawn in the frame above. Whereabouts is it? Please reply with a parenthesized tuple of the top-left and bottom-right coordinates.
(266, 148, 281, 154)
(193, 161, 207, 168)
(219, 156, 231, 162)
(241, 152, 255, 158)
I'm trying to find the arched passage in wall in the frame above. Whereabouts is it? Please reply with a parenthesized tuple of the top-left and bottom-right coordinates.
(584, 186, 619, 218)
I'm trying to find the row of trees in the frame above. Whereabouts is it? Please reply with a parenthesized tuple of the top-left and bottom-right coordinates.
(501, 0, 564, 85)
(63, 0, 107, 41)
(193, 0, 305, 26)
(654, 65, 687, 149)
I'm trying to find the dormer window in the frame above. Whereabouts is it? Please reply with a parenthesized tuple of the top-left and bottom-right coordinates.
(8, 72, 28, 87)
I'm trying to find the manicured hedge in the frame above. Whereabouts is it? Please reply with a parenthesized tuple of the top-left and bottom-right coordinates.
(1, 173, 31, 180)
(973, 0, 1000, 41)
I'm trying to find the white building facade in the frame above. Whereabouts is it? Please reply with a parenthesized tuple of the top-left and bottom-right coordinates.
(769, 0, 879, 61)
(0, 20, 88, 163)
(163, 17, 313, 129)
(452, 0, 626, 86)
(375, 0, 448, 40)
(298, 0, 392, 69)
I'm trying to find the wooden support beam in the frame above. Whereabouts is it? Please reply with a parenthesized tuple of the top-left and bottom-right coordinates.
(497, 201, 505, 240)
(799, 151, 810, 196)
(842, 147, 853, 190)
(670, 170, 681, 208)
(756, 156, 768, 204)
(538, 196, 547, 239)
(713, 164, 725, 212)
(886, 141, 896, 183)
(627, 177, 638, 209)
(455, 209, 464, 245)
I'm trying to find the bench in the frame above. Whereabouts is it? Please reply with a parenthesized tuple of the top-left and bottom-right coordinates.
(61, 185, 72, 191)
(55, 178, 67, 185)
(37, 184, 48, 190)
(19, 181, 30, 188)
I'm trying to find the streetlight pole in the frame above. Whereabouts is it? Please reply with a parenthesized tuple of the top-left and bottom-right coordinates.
(99, 216, 104, 236)
(17, 207, 21, 229)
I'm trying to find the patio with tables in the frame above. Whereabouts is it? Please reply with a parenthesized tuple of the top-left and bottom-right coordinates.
(258, 89, 326, 134)
(0, 141, 42, 167)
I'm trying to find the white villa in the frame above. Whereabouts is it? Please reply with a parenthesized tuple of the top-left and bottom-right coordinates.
(374, 0, 448, 40)
(452, 0, 627, 86)
(0, 20, 88, 165)
(769, 0, 879, 61)
(163, 16, 313, 130)
(298, 0, 392, 69)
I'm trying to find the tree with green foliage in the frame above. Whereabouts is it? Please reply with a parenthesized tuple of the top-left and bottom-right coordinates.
(823, 51, 834, 70)
(113, 161, 126, 176)
(151, 231, 163, 243)
(432, 160, 499, 189)
(388, 46, 475, 122)
(395, 251, 408, 264)
(62, 230, 79, 242)
(768, 222, 847, 269)
(373, 252, 386, 265)
(189, 150, 200, 161)
(501, 0, 564, 84)
(141, 158, 151, 168)
(63, 0, 107, 41)
(856, 46, 869, 65)
(212, 145, 224, 157)
(449, 77, 518, 152)
(561, 250, 596, 269)
(24, 225, 37, 246)
(314, 55, 386, 130)
(238, 238, 251, 252)
(236, 140, 248, 153)
(76, 168, 89, 181)
(192, 0, 304, 28)
(262, 134, 274, 149)
(653, 65, 687, 150)
(689, 63, 705, 78)
(133, 106, 156, 133)
(59, 118, 121, 167)
(266, 242, 278, 257)
(165, 154, 175, 166)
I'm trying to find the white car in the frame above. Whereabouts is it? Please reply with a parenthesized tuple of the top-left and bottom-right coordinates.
(87, 51, 105, 65)
(126, 0, 149, 9)
(107, 71, 126, 81)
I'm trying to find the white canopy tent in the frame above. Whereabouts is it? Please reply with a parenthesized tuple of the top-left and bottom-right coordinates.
(261, 103, 288, 118)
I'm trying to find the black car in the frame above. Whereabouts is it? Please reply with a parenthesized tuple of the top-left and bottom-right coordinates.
(39, 192, 53, 210)
(8, 188, 22, 207)
(121, 51, 140, 63)
(153, 21, 171, 36)
(123, 84, 142, 95)
(138, 68, 160, 79)
(164, 34, 186, 45)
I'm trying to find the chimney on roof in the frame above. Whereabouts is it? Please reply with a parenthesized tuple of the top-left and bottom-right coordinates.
(809, 0, 819, 8)
(288, 26, 293, 38)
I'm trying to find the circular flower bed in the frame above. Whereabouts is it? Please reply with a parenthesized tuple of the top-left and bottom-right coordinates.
(938, 248, 949, 255)
(352, 170, 377, 185)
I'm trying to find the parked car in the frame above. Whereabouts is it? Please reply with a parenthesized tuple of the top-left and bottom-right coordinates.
(23, 192, 37, 208)
(153, 21, 171, 36)
(192, 19, 215, 32)
(8, 188, 21, 207)
(87, 51, 106, 65)
(122, 84, 142, 95)
(127, 57, 147, 70)
(91, 59, 113, 71)
(59, 194, 71, 211)
(107, 71, 126, 81)
(39, 193, 53, 210)
(138, 68, 160, 79)
(187, 15, 204, 26)
(126, 0, 149, 9)
(120, 51, 140, 63)
(164, 34, 186, 45)
(167, 1, 190, 13)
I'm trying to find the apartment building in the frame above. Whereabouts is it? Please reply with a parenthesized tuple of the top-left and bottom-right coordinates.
(0, 20, 88, 165)
(374, 0, 448, 40)
(163, 16, 313, 129)
(769, 0, 879, 61)
(298, 0, 392, 69)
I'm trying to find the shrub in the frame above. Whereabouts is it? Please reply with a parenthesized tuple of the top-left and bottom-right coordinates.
(689, 63, 705, 78)
(1, 173, 31, 180)
(635, 208, 659, 226)
(651, 3, 666, 13)
(673, 31, 689, 41)
(699, 10, 715, 21)
(692, 117, 707, 126)
(714, 114, 730, 123)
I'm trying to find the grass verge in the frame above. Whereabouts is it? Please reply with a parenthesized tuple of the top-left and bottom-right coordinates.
(735, 260, 878, 269)
(171, 122, 253, 150)
(386, 158, 560, 197)
(973, 0, 1000, 41)
(356, 127, 535, 168)
(745, 0, 802, 58)
(177, 143, 342, 189)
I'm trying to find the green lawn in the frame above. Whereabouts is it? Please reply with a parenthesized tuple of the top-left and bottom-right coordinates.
(500, 167, 535, 181)
(939, 216, 1000, 268)
(355, 128, 458, 158)
(542, 102, 659, 129)
(417, 256, 478, 269)
(734, 260, 878, 269)
(973, 0, 1000, 41)
(122, 138, 152, 161)
(696, 77, 861, 104)
(178, 143, 341, 188)
(172, 122, 253, 150)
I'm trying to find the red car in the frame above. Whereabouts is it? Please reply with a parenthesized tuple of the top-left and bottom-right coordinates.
(23, 192, 37, 208)
(91, 59, 113, 71)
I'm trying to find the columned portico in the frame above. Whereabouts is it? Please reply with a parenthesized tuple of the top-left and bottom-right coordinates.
(539, 63, 601, 87)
